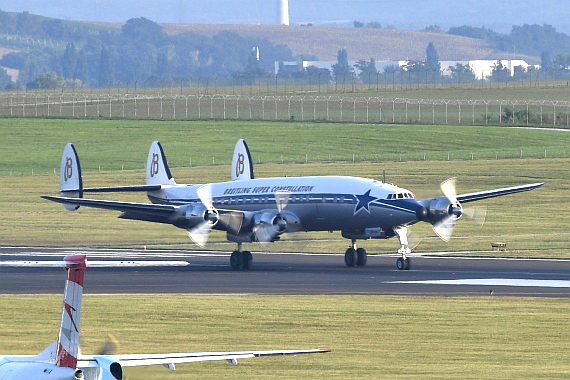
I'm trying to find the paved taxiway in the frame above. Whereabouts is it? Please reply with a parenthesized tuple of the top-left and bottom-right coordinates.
(0, 247, 568, 297)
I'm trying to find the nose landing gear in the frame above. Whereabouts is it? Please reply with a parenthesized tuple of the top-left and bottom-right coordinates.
(394, 227, 412, 270)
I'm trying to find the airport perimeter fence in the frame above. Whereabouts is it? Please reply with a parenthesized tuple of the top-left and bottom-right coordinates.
(2, 92, 570, 129)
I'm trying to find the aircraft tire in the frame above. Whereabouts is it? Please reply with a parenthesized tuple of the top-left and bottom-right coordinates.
(397, 257, 405, 270)
(404, 257, 411, 270)
(356, 248, 367, 266)
(397, 257, 411, 270)
(242, 251, 253, 270)
(344, 248, 357, 267)
(230, 251, 243, 270)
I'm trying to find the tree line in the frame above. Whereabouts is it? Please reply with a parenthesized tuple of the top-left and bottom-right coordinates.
(0, 11, 294, 89)
(3, 9, 570, 90)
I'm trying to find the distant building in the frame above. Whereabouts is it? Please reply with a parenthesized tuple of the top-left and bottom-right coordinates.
(277, 59, 539, 80)
(275, 60, 404, 76)
(440, 59, 538, 79)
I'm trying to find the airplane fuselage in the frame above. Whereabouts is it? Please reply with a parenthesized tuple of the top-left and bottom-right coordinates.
(0, 359, 78, 379)
(148, 176, 423, 235)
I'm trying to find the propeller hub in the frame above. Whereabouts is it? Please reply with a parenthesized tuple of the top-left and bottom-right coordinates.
(274, 215, 287, 233)
(450, 205, 462, 218)
(205, 209, 219, 225)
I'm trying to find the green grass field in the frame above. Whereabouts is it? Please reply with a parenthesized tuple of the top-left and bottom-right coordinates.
(0, 118, 568, 257)
(0, 295, 568, 379)
(0, 118, 569, 379)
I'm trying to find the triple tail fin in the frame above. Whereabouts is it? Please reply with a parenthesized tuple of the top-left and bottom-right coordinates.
(231, 139, 255, 181)
(56, 255, 87, 369)
(146, 141, 176, 186)
(59, 143, 83, 210)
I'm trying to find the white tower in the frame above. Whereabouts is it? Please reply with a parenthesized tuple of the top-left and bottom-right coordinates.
(277, 0, 290, 26)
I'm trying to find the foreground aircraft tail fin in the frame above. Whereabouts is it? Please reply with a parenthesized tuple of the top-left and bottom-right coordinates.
(59, 143, 83, 210)
(146, 141, 176, 186)
(56, 255, 87, 369)
(232, 139, 255, 181)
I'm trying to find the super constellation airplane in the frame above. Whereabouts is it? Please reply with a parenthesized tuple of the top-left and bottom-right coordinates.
(43, 140, 543, 271)
(0, 255, 328, 379)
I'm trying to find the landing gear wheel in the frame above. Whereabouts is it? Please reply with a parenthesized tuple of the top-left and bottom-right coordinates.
(344, 248, 357, 267)
(242, 251, 253, 270)
(404, 257, 411, 270)
(356, 248, 367, 267)
(397, 257, 411, 270)
(230, 251, 243, 270)
(397, 257, 405, 270)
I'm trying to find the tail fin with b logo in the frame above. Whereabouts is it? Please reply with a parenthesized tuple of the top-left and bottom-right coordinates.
(232, 139, 254, 181)
(146, 141, 176, 186)
(59, 143, 83, 210)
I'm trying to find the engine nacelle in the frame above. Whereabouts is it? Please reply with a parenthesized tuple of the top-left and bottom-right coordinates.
(173, 204, 219, 229)
(255, 210, 287, 234)
(93, 356, 123, 380)
(420, 196, 462, 225)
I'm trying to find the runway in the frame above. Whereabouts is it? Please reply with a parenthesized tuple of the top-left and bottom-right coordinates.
(0, 246, 568, 297)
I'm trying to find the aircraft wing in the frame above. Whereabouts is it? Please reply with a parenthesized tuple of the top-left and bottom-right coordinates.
(42, 195, 246, 233)
(77, 348, 329, 368)
(63, 184, 164, 193)
(456, 182, 544, 204)
(41, 195, 177, 216)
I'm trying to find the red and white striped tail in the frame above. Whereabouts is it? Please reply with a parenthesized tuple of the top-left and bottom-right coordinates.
(55, 255, 87, 369)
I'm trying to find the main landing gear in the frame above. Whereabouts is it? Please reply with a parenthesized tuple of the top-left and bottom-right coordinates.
(394, 227, 412, 270)
(344, 239, 368, 267)
(230, 242, 253, 270)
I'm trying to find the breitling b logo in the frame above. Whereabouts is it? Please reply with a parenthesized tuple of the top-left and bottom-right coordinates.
(236, 153, 245, 177)
(150, 153, 159, 177)
(64, 157, 73, 182)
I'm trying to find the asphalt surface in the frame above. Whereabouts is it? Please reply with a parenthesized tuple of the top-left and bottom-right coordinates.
(0, 246, 568, 297)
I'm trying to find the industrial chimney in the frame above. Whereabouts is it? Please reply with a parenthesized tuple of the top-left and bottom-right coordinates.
(277, 0, 290, 25)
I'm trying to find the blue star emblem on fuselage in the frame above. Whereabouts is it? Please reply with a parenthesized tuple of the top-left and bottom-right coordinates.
(354, 189, 377, 215)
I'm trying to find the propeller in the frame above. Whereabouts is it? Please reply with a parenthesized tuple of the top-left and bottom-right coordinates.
(187, 184, 245, 247)
(253, 191, 290, 243)
(432, 177, 487, 242)
(96, 335, 119, 355)
(187, 184, 218, 247)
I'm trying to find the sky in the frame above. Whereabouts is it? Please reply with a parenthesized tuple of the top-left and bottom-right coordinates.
(1, 0, 569, 35)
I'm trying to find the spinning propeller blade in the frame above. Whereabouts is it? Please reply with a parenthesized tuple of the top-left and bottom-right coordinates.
(187, 184, 216, 247)
(275, 191, 290, 213)
(188, 184, 244, 247)
(254, 191, 291, 243)
(431, 177, 487, 241)
(440, 177, 458, 205)
(433, 215, 457, 242)
(463, 206, 487, 227)
(187, 223, 213, 247)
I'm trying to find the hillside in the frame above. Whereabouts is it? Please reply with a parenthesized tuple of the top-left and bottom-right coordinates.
(159, 24, 538, 63)
(91, 22, 537, 63)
